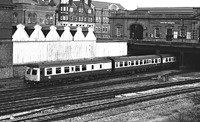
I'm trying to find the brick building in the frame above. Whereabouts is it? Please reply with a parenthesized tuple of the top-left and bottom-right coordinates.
(92, 1, 125, 39)
(110, 7, 200, 42)
(12, 0, 59, 27)
(0, 0, 14, 79)
(57, 0, 95, 29)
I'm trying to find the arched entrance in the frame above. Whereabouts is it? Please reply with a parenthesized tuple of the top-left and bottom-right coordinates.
(130, 24, 143, 39)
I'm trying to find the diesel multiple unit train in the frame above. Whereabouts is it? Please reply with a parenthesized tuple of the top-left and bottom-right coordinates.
(24, 54, 177, 85)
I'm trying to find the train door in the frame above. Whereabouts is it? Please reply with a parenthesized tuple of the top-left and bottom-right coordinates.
(166, 28, 173, 41)
(130, 24, 143, 40)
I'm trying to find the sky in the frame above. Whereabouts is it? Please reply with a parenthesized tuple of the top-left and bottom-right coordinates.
(94, 0, 200, 10)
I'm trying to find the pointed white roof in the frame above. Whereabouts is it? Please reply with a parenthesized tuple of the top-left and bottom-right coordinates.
(60, 26, 73, 41)
(12, 24, 29, 41)
(29, 24, 45, 41)
(74, 27, 85, 41)
(46, 25, 60, 41)
(85, 27, 96, 41)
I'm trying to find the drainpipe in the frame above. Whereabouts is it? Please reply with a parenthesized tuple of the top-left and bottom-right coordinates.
(24, 10, 26, 24)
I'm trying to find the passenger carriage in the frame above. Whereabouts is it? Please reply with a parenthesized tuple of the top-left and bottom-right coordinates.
(112, 55, 162, 74)
(24, 58, 112, 85)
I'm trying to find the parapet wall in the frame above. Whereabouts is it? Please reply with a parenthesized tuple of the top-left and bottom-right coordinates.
(12, 24, 127, 65)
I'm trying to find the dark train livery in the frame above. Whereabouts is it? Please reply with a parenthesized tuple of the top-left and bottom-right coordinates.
(24, 54, 177, 85)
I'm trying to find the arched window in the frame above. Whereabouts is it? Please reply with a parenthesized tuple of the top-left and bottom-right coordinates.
(49, 14, 53, 25)
(28, 13, 32, 24)
(32, 13, 37, 23)
(115, 24, 123, 37)
(13, 12, 18, 23)
(109, 4, 119, 11)
(154, 27, 160, 38)
(46, 14, 50, 24)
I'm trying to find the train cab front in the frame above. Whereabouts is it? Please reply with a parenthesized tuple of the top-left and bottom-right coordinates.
(24, 66, 40, 85)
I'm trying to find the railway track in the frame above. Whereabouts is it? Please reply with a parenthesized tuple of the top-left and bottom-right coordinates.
(0, 69, 184, 103)
(12, 86, 200, 122)
(0, 73, 160, 104)
(0, 78, 200, 120)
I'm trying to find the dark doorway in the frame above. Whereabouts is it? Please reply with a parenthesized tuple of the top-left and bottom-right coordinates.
(130, 24, 143, 39)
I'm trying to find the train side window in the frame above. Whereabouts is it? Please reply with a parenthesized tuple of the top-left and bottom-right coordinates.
(27, 68, 31, 74)
(91, 65, 94, 70)
(100, 64, 102, 69)
(47, 68, 52, 75)
(155, 59, 158, 63)
(115, 62, 119, 67)
(140, 60, 143, 65)
(32, 69, 37, 75)
(120, 62, 123, 67)
(144, 60, 147, 64)
(75, 66, 80, 72)
(82, 65, 86, 71)
(128, 61, 131, 66)
(152, 59, 155, 64)
(169, 57, 172, 62)
(135, 60, 139, 65)
(56, 67, 61, 74)
(64, 67, 70, 73)
(124, 61, 128, 66)
(131, 61, 134, 66)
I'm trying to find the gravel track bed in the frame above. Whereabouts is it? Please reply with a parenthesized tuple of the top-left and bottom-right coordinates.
(2, 70, 200, 121)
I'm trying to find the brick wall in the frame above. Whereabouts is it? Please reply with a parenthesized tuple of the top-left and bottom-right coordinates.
(0, 1, 14, 79)
(0, 41, 13, 79)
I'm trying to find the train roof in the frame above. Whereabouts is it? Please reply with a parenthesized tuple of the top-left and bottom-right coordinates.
(113, 55, 161, 61)
(26, 57, 112, 68)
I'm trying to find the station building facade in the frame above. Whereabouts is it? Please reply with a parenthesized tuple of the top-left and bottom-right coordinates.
(110, 7, 200, 43)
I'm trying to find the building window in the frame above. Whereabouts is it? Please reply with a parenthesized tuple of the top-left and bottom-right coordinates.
(88, 9, 92, 14)
(79, 8, 83, 13)
(61, 6, 68, 12)
(154, 27, 160, 38)
(13, 12, 18, 23)
(179, 28, 186, 38)
(46, 14, 53, 25)
(32, 13, 37, 24)
(98, 27, 101, 32)
(69, 7, 73, 12)
(84, 17, 87, 21)
(79, 16, 83, 21)
(60, 15, 68, 21)
(88, 17, 93, 22)
(28, 13, 32, 24)
(116, 26, 122, 37)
